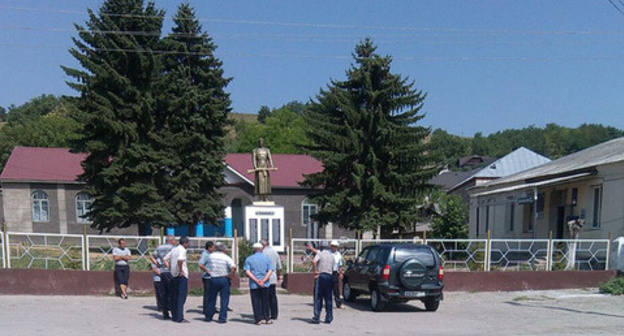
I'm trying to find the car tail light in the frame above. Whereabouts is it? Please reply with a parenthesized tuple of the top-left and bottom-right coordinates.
(438, 265, 444, 281)
(382, 265, 390, 281)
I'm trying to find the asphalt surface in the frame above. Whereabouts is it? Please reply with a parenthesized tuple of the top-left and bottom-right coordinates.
(0, 289, 623, 335)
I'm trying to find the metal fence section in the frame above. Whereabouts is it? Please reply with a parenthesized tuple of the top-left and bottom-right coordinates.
(86, 235, 161, 271)
(288, 238, 358, 273)
(488, 239, 550, 271)
(186, 237, 236, 272)
(6, 232, 85, 270)
(0, 231, 612, 273)
(427, 239, 488, 271)
(550, 239, 609, 271)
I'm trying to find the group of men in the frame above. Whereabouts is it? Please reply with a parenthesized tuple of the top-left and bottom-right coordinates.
(308, 240, 345, 324)
(150, 235, 195, 323)
(150, 235, 282, 325)
(149, 235, 344, 325)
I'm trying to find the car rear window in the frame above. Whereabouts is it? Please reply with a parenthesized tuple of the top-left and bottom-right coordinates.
(393, 247, 435, 266)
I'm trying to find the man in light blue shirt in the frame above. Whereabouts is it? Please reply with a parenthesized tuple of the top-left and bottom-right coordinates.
(244, 242, 274, 325)
(198, 241, 214, 317)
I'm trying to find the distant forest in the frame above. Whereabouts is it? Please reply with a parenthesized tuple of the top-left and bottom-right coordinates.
(429, 124, 624, 169)
(2, 96, 622, 173)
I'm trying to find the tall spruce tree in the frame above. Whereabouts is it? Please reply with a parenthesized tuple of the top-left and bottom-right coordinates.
(156, 4, 232, 232)
(62, 0, 169, 234)
(302, 39, 438, 237)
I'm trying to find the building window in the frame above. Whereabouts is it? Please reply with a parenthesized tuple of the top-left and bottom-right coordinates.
(32, 190, 49, 222)
(476, 207, 480, 238)
(76, 193, 93, 223)
(485, 205, 490, 233)
(302, 198, 319, 239)
(506, 203, 515, 232)
(590, 185, 602, 228)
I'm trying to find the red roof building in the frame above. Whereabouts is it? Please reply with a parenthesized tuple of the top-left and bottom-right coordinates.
(0, 147, 352, 241)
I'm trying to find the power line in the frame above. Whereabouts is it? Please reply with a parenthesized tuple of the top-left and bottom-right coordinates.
(2, 43, 623, 62)
(2, 4, 624, 37)
(607, 0, 624, 16)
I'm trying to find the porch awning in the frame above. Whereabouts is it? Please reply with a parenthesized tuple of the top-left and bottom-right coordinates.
(470, 172, 593, 197)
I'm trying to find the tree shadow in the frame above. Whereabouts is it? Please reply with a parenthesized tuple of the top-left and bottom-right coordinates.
(505, 301, 624, 319)
(291, 317, 321, 324)
(142, 305, 159, 311)
(228, 317, 257, 325)
(344, 298, 426, 313)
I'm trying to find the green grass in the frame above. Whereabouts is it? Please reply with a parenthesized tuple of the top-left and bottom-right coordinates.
(599, 276, 624, 295)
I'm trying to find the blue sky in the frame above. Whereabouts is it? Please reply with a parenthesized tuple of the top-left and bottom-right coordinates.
(1, 0, 624, 136)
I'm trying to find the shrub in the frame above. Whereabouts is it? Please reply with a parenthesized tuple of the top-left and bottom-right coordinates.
(237, 238, 253, 276)
(599, 276, 624, 295)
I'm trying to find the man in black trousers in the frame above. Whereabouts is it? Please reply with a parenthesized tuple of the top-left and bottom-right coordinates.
(151, 235, 176, 320)
(164, 236, 190, 323)
(261, 239, 282, 320)
(312, 241, 335, 324)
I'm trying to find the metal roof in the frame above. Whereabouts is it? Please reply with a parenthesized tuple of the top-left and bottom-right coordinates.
(473, 147, 551, 178)
(472, 137, 624, 191)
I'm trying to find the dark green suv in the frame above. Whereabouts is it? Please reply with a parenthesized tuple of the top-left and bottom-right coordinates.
(343, 243, 444, 312)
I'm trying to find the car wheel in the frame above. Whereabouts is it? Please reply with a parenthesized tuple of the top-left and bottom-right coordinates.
(343, 281, 357, 302)
(370, 288, 387, 312)
(424, 298, 440, 312)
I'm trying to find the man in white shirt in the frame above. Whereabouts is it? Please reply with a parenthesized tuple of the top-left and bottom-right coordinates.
(330, 240, 345, 308)
(164, 236, 190, 323)
(205, 242, 237, 323)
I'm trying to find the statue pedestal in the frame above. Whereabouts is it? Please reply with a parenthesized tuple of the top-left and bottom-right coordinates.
(245, 204, 285, 252)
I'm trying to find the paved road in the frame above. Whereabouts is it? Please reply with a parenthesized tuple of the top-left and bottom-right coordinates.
(0, 289, 623, 335)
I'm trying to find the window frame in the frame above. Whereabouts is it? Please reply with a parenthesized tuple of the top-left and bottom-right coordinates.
(32, 190, 50, 222)
(302, 198, 319, 239)
(590, 185, 603, 228)
(75, 193, 93, 223)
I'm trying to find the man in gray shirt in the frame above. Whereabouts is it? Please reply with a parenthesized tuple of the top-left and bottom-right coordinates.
(112, 238, 131, 299)
(151, 235, 176, 320)
(261, 239, 281, 320)
(312, 241, 335, 324)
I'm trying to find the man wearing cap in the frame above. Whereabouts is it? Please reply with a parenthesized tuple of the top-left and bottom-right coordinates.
(151, 235, 176, 320)
(245, 242, 274, 325)
(312, 241, 335, 324)
(261, 238, 282, 320)
(206, 242, 237, 323)
(330, 240, 345, 308)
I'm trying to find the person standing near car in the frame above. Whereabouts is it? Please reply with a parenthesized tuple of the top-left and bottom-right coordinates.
(164, 236, 190, 323)
(261, 238, 281, 320)
(312, 241, 335, 324)
(198, 241, 214, 316)
(112, 238, 131, 299)
(329, 240, 345, 308)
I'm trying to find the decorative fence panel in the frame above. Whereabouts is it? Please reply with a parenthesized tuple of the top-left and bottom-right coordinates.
(86, 235, 161, 271)
(358, 238, 424, 254)
(550, 239, 609, 271)
(427, 239, 488, 271)
(6, 232, 85, 270)
(488, 239, 550, 271)
(288, 238, 358, 273)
